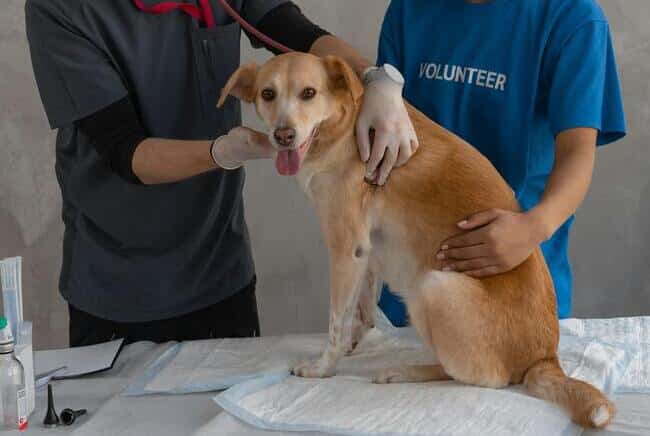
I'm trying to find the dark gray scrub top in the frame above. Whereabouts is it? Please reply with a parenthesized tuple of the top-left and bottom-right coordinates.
(26, 0, 287, 322)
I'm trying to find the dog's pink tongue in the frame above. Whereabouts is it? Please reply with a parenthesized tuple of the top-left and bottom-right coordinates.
(276, 150, 301, 176)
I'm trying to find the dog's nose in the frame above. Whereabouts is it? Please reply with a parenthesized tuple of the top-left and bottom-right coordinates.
(274, 127, 296, 147)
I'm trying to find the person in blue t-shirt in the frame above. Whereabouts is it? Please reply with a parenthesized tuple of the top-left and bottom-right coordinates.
(375, 0, 627, 325)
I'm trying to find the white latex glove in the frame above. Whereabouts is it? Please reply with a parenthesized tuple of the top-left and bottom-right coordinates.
(211, 126, 276, 170)
(356, 78, 419, 186)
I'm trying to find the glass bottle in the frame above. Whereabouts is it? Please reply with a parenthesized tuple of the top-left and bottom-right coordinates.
(0, 316, 27, 431)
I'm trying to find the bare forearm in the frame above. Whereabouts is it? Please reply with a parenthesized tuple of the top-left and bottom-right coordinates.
(310, 35, 372, 77)
(528, 128, 597, 240)
(132, 138, 216, 185)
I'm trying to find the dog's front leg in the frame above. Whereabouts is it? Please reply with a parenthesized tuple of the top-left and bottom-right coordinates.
(345, 268, 378, 354)
(293, 250, 367, 378)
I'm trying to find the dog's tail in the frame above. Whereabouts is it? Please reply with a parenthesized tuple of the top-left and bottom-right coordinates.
(523, 358, 615, 428)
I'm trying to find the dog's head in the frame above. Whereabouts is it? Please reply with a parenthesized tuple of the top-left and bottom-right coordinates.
(218, 53, 363, 176)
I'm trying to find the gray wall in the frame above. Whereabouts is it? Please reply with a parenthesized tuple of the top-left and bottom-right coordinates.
(0, 1, 648, 349)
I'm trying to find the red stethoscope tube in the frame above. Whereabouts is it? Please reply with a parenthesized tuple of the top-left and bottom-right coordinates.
(132, 0, 293, 54)
(215, 0, 293, 54)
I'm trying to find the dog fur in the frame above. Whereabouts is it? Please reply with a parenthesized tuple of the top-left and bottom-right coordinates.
(218, 52, 615, 429)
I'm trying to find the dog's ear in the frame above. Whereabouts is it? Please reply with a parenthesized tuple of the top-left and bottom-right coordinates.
(323, 56, 363, 104)
(218, 63, 259, 108)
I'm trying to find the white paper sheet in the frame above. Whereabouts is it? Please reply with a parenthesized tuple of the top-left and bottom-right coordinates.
(130, 324, 429, 396)
(35, 338, 124, 379)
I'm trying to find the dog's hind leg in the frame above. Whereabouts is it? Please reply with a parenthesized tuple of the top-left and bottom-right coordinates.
(373, 364, 451, 384)
(371, 277, 451, 384)
(405, 271, 511, 389)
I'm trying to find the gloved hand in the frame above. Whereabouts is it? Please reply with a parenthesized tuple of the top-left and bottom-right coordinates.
(356, 76, 419, 186)
(211, 126, 276, 170)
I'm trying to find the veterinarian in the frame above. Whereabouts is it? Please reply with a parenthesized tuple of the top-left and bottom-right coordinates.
(25, 0, 417, 346)
(377, 0, 627, 325)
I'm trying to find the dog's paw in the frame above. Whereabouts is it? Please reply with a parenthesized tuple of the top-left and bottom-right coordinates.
(372, 368, 406, 384)
(291, 360, 335, 379)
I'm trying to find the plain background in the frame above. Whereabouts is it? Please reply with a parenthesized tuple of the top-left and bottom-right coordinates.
(0, 0, 648, 349)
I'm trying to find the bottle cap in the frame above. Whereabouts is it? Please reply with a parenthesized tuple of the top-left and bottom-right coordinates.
(0, 316, 14, 353)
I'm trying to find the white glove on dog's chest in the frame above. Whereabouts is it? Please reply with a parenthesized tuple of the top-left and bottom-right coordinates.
(356, 65, 419, 186)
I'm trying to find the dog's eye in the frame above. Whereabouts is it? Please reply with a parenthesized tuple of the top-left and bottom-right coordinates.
(301, 87, 317, 100)
(261, 89, 276, 101)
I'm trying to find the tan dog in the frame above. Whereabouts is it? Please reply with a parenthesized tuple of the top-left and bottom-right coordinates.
(218, 52, 615, 428)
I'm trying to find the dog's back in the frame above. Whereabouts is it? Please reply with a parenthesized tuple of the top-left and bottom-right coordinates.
(386, 104, 518, 212)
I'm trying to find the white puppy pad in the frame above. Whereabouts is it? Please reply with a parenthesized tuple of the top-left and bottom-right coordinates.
(214, 373, 581, 436)
(560, 317, 650, 392)
(125, 310, 626, 397)
(210, 330, 626, 436)
(558, 335, 627, 394)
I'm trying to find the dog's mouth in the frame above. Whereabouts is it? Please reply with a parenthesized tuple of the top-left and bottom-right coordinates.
(275, 126, 320, 177)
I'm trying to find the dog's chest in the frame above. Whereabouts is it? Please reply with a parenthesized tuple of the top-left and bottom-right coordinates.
(303, 171, 422, 293)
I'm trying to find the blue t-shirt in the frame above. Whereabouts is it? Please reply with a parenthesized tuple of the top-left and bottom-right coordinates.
(377, 0, 626, 325)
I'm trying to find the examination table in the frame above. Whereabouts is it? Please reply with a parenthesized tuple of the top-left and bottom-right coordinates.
(4, 334, 648, 436)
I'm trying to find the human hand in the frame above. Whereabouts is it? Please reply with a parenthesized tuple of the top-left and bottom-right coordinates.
(436, 209, 547, 278)
(356, 77, 418, 186)
(211, 126, 276, 170)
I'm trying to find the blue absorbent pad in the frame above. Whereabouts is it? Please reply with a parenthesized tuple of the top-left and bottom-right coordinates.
(123, 334, 326, 396)
(122, 342, 183, 396)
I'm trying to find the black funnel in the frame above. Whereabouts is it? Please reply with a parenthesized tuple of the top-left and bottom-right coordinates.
(43, 384, 60, 427)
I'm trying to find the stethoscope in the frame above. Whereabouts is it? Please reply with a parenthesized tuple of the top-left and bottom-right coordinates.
(132, 0, 292, 54)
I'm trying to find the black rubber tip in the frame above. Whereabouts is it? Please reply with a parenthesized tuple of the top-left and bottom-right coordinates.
(60, 408, 87, 426)
(43, 384, 60, 427)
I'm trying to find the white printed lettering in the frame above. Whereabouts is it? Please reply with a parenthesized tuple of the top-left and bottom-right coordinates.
(435, 65, 444, 80)
(486, 71, 497, 89)
(476, 69, 487, 87)
(495, 74, 507, 91)
(419, 63, 427, 78)
(417, 62, 507, 92)
(427, 64, 438, 79)
(454, 67, 466, 83)
(466, 67, 478, 85)
(443, 65, 455, 81)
